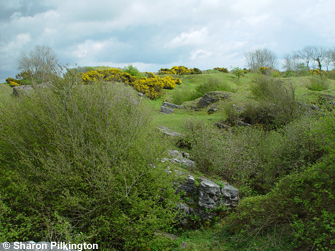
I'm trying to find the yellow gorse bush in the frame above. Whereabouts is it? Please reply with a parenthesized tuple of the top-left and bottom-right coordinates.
(80, 69, 135, 84)
(259, 66, 269, 74)
(6, 77, 21, 87)
(214, 67, 229, 73)
(131, 77, 164, 99)
(79, 69, 181, 99)
(158, 66, 202, 75)
(310, 69, 326, 75)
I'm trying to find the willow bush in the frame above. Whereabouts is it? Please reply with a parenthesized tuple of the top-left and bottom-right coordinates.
(0, 77, 180, 250)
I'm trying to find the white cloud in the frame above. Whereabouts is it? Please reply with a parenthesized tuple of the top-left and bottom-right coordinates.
(165, 28, 209, 48)
(190, 49, 212, 60)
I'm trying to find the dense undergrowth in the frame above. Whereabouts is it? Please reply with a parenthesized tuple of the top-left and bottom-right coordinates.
(0, 76, 180, 250)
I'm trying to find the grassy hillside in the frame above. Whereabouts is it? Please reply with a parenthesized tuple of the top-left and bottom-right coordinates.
(1, 70, 335, 250)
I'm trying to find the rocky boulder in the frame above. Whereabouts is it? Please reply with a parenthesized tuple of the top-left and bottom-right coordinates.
(157, 126, 182, 137)
(161, 149, 196, 168)
(12, 82, 53, 97)
(175, 175, 239, 225)
(162, 102, 182, 109)
(198, 92, 229, 108)
(160, 106, 174, 114)
(12, 85, 33, 97)
(198, 178, 222, 209)
(160, 101, 182, 114)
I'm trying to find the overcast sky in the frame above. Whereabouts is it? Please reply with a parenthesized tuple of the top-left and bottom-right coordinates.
(1, 0, 335, 83)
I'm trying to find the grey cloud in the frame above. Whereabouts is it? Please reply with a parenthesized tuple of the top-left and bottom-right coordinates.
(1, 0, 335, 83)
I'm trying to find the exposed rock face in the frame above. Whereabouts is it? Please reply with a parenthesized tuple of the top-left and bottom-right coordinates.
(161, 149, 239, 225)
(198, 92, 229, 108)
(162, 102, 182, 109)
(198, 178, 222, 209)
(221, 184, 239, 207)
(237, 121, 250, 127)
(175, 175, 239, 225)
(176, 175, 197, 197)
(157, 126, 182, 137)
(160, 106, 174, 114)
(160, 101, 182, 114)
(207, 106, 218, 114)
(161, 150, 196, 168)
(12, 85, 33, 97)
(12, 82, 53, 97)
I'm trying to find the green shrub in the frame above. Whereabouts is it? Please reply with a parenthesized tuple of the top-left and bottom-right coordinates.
(306, 77, 330, 91)
(326, 69, 335, 80)
(231, 67, 244, 79)
(183, 115, 324, 196)
(270, 70, 281, 77)
(123, 64, 143, 77)
(195, 76, 234, 96)
(171, 89, 202, 105)
(0, 78, 179, 249)
(238, 76, 300, 129)
(190, 67, 202, 74)
(213, 67, 229, 73)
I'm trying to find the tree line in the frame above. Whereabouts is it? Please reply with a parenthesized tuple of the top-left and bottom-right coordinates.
(14, 45, 335, 84)
(245, 46, 335, 78)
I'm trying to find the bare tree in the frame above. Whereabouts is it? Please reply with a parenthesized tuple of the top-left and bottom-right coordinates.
(311, 46, 328, 79)
(18, 45, 59, 83)
(296, 46, 314, 71)
(330, 48, 335, 69)
(324, 49, 333, 72)
(245, 48, 278, 71)
(283, 53, 301, 75)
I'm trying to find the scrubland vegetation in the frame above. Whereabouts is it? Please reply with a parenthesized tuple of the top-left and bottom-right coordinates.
(1, 45, 335, 250)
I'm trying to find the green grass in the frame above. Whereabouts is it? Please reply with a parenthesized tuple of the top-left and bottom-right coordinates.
(142, 73, 335, 132)
(0, 83, 12, 106)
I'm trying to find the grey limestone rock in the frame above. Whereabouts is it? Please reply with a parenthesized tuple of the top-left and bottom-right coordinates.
(160, 106, 174, 114)
(198, 178, 222, 209)
(157, 126, 182, 137)
(207, 106, 218, 114)
(198, 92, 229, 108)
(174, 175, 239, 225)
(221, 184, 239, 208)
(12, 85, 33, 97)
(163, 149, 196, 168)
(12, 82, 53, 97)
(176, 175, 197, 197)
(162, 102, 182, 109)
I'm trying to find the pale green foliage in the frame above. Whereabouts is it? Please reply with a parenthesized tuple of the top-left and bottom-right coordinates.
(0, 75, 179, 249)
(123, 64, 143, 77)
(195, 76, 234, 96)
(17, 45, 59, 83)
(231, 66, 244, 79)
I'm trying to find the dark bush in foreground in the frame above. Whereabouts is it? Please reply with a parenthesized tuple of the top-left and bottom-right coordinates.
(225, 154, 335, 250)
(0, 79, 179, 249)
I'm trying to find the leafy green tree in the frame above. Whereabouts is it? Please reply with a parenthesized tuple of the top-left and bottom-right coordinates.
(231, 66, 244, 79)
(123, 64, 143, 77)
